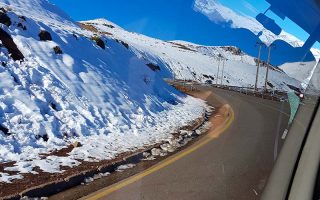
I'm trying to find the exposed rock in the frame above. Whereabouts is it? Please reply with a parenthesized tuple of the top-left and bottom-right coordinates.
(91, 36, 105, 49)
(146, 63, 161, 71)
(203, 74, 214, 80)
(0, 28, 24, 60)
(79, 23, 98, 33)
(53, 46, 63, 54)
(115, 39, 129, 49)
(103, 23, 115, 29)
(50, 102, 58, 111)
(35, 134, 49, 142)
(221, 46, 242, 55)
(169, 42, 196, 52)
(0, 10, 11, 27)
(38, 30, 52, 41)
(0, 124, 9, 135)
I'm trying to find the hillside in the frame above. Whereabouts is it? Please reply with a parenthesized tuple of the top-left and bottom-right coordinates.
(82, 19, 301, 91)
(0, 0, 206, 184)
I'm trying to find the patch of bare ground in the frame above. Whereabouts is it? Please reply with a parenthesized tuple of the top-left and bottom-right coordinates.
(79, 23, 113, 36)
(78, 23, 98, 33)
(101, 31, 113, 36)
(167, 42, 197, 52)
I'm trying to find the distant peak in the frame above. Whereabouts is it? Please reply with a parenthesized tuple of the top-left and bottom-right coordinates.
(80, 18, 123, 30)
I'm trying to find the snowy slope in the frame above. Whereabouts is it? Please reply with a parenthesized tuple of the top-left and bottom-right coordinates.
(83, 19, 301, 91)
(193, 0, 320, 60)
(0, 0, 207, 182)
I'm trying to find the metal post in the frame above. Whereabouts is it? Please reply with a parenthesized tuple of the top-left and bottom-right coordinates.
(216, 56, 221, 85)
(255, 42, 265, 91)
(221, 59, 225, 85)
(264, 44, 274, 92)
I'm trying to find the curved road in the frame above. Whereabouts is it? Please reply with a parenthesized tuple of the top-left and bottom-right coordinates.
(59, 86, 291, 200)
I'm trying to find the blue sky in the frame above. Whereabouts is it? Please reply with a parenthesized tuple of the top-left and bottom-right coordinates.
(51, 0, 319, 49)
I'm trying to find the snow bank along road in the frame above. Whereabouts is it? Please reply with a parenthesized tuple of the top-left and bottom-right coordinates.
(52, 86, 291, 200)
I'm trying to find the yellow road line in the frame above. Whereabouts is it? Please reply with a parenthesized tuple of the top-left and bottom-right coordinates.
(83, 106, 235, 200)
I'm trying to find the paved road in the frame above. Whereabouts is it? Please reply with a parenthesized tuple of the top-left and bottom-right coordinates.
(79, 86, 291, 200)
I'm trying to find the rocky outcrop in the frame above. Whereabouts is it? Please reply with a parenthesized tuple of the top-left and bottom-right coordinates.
(38, 30, 52, 41)
(91, 36, 105, 49)
(0, 28, 24, 61)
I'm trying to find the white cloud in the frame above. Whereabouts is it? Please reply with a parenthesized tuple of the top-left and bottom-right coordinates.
(241, 0, 259, 15)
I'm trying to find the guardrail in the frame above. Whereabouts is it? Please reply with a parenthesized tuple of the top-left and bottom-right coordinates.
(166, 79, 288, 102)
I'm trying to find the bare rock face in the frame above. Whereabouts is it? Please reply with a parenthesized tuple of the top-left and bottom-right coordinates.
(0, 9, 11, 27)
(221, 46, 242, 55)
(53, 46, 63, 54)
(115, 39, 129, 49)
(91, 36, 105, 49)
(39, 30, 52, 41)
(0, 28, 24, 60)
(146, 63, 161, 71)
(0, 124, 9, 136)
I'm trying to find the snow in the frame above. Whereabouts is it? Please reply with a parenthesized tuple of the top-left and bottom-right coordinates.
(0, 172, 23, 183)
(116, 164, 136, 172)
(84, 19, 301, 91)
(0, 0, 207, 183)
(0, 0, 316, 184)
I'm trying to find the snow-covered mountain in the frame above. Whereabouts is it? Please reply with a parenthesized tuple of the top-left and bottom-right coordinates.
(82, 18, 300, 91)
(0, 0, 206, 182)
(193, 0, 320, 61)
(0, 0, 313, 184)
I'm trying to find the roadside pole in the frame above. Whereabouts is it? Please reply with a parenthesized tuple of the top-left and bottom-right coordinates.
(255, 42, 265, 91)
(264, 44, 275, 92)
(216, 55, 221, 85)
(221, 58, 225, 85)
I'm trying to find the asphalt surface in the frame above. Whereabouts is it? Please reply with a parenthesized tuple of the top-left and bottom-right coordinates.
(78, 86, 291, 200)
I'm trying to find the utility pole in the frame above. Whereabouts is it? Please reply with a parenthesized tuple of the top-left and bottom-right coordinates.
(255, 42, 265, 91)
(264, 44, 275, 92)
(216, 54, 222, 85)
(221, 58, 226, 85)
